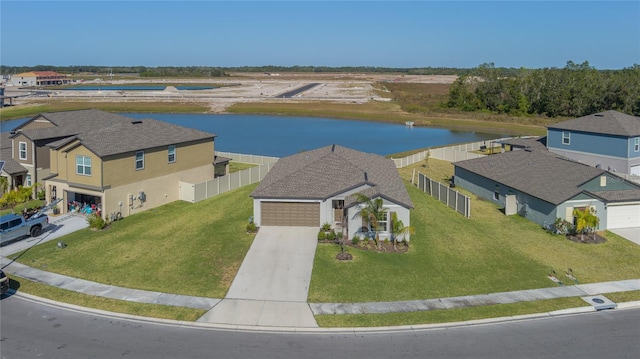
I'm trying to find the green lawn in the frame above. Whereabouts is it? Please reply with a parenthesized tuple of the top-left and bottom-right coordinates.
(308, 180, 640, 302)
(229, 161, 257, 173)
(12, 185, 258, 298)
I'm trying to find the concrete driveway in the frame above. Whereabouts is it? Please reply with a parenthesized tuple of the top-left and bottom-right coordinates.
(610, 227, 640, 246)
(198, 226, 319, 327)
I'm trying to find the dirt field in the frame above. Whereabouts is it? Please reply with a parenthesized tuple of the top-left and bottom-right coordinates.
(3, 73, 457, 113)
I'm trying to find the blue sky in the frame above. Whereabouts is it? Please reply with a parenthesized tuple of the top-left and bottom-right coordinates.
(1, 1, 638, 69)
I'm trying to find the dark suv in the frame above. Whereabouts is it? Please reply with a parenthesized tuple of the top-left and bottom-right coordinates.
(0, 270, 8, 295)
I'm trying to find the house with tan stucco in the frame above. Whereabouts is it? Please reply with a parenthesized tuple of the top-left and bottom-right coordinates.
(7, 109, 227, 218)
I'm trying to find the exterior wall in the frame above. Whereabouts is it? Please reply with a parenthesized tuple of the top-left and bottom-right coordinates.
(104, 164, 213, 218)
(11, 76, 36, 86)
(346, 199, 411, 242)
(628, 137, 640, 159)
(12, 134, 33, 166)
(320, 184, 371, 225)
(547, 129, 634, 173)
(19, 117, 55, 130)
(581, 173, 640, 192)
(454, 167, 557, 227)
(547, 129, 629, 158)
(556, 198, 607, 230)
(103, 139, 213, 188)
(59, 145, 103, 189)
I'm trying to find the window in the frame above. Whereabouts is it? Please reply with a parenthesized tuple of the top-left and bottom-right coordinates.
(562, 131, 570, 145)
(76, 155, 92, 175)
(376, 212, 389, 233)
(135, 151, 144, 170)
(168, 145, 176, 163)
(635, 138, 639, 152)
(494, 184, 500, 201)
(26, 174, 32, 187)
(19, 142, 27, 160)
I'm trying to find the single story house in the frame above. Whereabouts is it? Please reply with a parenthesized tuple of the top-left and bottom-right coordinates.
(454, 147, 640, 230)
(251, 144, 414, 240)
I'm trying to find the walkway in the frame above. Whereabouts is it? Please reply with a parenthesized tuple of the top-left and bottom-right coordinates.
(1, 215, 639, 328)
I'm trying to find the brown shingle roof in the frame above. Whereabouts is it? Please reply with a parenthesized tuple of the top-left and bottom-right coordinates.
(11, 109, 134, 141)
(53, 118, 215, 157)
(251, 145, 413, 208)
(455, 148, 605, 205)
(548, 110, 640, 137)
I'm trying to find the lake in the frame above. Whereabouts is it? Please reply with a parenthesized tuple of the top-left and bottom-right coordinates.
(2, 114, 504, 157)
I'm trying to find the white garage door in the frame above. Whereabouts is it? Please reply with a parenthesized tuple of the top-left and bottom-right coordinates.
(608, 204, 640, 229)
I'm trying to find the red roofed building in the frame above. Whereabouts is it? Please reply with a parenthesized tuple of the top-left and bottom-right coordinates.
(11, 71, 69, 86)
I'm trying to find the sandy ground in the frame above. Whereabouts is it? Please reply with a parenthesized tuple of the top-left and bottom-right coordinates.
(3, 73, 456, 113)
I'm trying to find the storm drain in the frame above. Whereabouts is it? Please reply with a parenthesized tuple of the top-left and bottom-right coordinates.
(581, 295, 617, 310)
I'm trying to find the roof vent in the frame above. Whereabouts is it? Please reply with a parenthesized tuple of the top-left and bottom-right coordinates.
(364, 172, 368, 181)
(331, 144, 335, 152)
(131, 120, 143, 124)
(594, 114, 604, 117)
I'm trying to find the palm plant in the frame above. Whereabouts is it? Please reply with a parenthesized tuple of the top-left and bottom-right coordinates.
(573, 207, 599, 241)
(390, 212, 415, 251)
(354, 193, 387, 250)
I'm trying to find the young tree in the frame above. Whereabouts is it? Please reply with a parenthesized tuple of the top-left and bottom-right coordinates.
(573, 207, 599, 241)
(354, 193, 388, 250)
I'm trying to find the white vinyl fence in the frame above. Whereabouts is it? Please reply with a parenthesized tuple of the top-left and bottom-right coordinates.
(179, 152, 279, 203)
(416, 172, 471, 218)
(392, 137, 521, 168)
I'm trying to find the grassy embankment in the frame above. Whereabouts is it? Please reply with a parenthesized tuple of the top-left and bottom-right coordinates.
(9, 159, 640, 325)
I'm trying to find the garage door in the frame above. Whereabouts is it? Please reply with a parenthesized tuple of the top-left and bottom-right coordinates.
(608, 204, 640, 229)
(261, 202, 320, 227)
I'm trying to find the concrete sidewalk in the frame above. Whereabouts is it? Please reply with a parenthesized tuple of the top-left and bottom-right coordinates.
(2, 214, 639, 328)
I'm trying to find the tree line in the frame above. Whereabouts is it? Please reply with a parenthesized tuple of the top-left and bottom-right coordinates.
(0, 65, 472, 77)
(446, 61, 640, 117)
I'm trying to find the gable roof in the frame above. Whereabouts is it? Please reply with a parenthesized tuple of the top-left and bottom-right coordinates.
(548, 110, 640, 137)
(10, 109, 133, 141)
(251, 145, 413, 209)
(455, 148, 607, 205)
(0, 133, 27, 175)
(50, 118, 215, 157)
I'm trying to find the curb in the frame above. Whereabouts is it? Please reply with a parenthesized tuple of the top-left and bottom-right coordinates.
(10, 291, 640, 334)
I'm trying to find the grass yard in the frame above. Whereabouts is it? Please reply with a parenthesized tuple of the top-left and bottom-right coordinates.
(11, 184, 258, 298)
(308, 177, 640, 303)
(229, 161, 258, 173)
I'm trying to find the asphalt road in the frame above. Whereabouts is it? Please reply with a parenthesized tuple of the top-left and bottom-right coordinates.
(2, 294, 638, 359)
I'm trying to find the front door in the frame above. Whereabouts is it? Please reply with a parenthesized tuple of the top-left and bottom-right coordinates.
(332, 200, 345, 225)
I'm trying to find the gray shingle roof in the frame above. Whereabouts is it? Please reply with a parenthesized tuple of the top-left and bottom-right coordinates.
(0, 137, 27, 175)
(498, 136, 547, 150)
(53, 118, 215, 157)
(455, 148, 606, 205)
(548, 110, 640, 137)
(588, 189, 640, 202)
(251, 145, 413, 208)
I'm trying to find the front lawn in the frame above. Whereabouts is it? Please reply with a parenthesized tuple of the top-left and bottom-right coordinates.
(11, 185, 257, 298)
(308, 181, 640, 302)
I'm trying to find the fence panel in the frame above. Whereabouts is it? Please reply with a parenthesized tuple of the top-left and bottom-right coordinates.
(194, 182, 207, 203)
(416, 172, 471, 218)
(206, 179, 219, 198)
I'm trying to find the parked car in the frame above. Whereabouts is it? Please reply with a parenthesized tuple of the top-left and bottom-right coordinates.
(0, 270, 9, 295)
(0, 212, 49, 245)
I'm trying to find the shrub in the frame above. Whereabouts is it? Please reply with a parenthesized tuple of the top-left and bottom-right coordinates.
(351, 235, 360, 245)
(321, 222, 332, 231)
(326, 230, 336, 241)
(246, 222, 257, 233)
(317, 231, 326, 241)
(87, 214, 108, 230)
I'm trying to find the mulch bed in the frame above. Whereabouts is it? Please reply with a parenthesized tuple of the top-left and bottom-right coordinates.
(566, 232, 607, 244)
(319, 239, 409, 255)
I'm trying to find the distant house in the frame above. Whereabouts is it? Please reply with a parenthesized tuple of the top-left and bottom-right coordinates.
(454, 148, 640, 230)
(251, 145, 413, 240)
(546, 110, 640, 175)
(7, 109, 227, 218)
(10, 71, 69, 86)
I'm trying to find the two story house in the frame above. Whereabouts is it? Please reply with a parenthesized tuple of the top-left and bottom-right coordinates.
(8, 109, 225, 218)
(547, 110, 640, 175)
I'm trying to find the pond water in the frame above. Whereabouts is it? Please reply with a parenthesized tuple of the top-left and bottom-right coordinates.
(2, 114, 504, 157)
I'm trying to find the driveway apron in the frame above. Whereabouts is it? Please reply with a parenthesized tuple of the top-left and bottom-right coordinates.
(197, 226, 319, 327)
